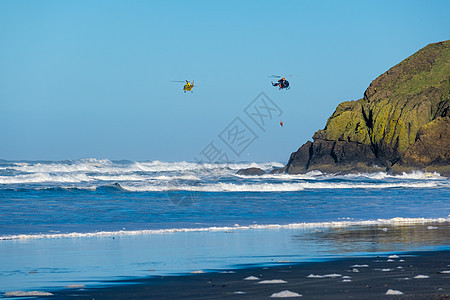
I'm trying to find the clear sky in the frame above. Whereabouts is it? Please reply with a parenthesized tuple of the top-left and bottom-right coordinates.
(1, 0, 449, 163)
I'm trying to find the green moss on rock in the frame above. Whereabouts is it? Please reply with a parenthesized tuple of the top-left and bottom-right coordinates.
(315, 99, 370, 145)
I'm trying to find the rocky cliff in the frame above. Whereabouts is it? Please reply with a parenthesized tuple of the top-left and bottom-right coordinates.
(284, 40, 450, 176)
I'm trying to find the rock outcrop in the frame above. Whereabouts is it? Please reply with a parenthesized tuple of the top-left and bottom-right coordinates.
(236, 167, 266, 176)
(284, 40, 450, 176)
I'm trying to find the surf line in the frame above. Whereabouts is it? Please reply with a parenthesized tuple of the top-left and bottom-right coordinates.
(1, 217, 448, 241)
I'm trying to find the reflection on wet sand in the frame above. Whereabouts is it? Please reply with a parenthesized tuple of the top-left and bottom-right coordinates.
(293, 222, 450, 253)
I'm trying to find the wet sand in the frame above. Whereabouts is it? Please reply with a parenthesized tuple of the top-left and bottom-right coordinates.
(37, 250, 450, 299)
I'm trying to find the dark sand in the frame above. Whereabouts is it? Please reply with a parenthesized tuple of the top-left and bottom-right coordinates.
(42, 250, 450, 299)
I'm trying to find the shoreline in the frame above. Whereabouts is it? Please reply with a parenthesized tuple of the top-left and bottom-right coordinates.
(3, 217, 449, 240)
(34, 250, 450, 299)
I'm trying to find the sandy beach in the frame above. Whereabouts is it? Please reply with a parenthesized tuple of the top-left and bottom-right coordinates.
(37, 250, 450, 299)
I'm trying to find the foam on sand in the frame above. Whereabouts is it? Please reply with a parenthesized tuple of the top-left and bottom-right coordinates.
(3, 291, 53, 297)
(386, 289, 404, 295)
(257, 279, 288, 284)
(350, 264, 369, 268)
(65, 284, 86, 288)
(270, 290, 302, 297)
(324, 274, 342, 278)
(307, 274, 342, 278)
(307, 274, 325, 278)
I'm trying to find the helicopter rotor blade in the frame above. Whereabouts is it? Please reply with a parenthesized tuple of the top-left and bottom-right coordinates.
(269, 74, 293, 78)
(170, 80, 186, 83)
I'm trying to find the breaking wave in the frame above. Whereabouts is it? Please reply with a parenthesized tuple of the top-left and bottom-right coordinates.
(0, 159, 283, 174)
(0, 159, 447, 192)
(118, 181, 443, 192)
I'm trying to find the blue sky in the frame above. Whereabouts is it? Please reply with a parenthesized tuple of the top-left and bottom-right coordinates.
(1, 0, 449, 163)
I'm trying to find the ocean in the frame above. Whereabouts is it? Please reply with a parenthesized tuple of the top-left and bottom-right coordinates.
(0, 159, 449, 294)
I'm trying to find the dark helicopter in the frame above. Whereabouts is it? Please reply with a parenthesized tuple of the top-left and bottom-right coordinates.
(270, 75, 291, 90)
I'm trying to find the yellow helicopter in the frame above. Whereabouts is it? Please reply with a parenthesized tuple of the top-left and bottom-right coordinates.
(171, 80, 195, 93)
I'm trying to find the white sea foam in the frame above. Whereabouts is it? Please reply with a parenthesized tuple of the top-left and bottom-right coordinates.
(131, 161, 283, 173)
(0, 172, 93, 184)
(1, 217, 448, 241)
(119, 182, 306, 192)
(90, 174, 201, 182)
(90, 174, 150, 181)
(117, 180, 443, 192)
(300, 181, 441, 189)
(343, 170, 444, 180)
(237, 170, 323, 180)
(154, 175, 201, 181)
(1, 159, 448, 191)
(208, 182, 305, 192)
(10, 159, 115, 173)
(3, 176, 441, 190)
(393, 171, 444, 180)
(0, 160, 285, 186)
(2, 160, 219, 176)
